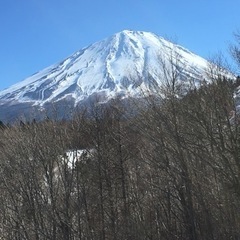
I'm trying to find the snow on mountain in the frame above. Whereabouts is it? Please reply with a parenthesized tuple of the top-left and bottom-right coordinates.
(0, 30, 212, 121)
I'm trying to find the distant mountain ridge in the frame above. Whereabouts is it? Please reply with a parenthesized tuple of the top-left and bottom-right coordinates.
(0, 30, 212, 122)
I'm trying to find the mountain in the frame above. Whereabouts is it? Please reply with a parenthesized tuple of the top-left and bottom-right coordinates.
(0, 30, 211, 122)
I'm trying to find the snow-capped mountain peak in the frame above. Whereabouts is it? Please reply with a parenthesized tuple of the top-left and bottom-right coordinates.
(0, 30, 211, 121)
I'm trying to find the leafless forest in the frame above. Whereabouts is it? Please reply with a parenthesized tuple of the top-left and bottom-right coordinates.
(0, 37, 240, 240)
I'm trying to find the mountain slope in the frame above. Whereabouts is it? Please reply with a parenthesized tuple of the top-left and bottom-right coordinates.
(0, 30, 211, 121)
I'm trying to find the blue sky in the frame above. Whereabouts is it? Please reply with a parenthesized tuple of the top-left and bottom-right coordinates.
(0, 0, 239, 90)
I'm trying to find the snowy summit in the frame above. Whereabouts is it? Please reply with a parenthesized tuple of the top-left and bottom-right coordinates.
(0, 30, 210, 121)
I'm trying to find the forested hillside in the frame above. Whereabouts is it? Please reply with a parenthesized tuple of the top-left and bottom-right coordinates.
(0, 74, 240, 240)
